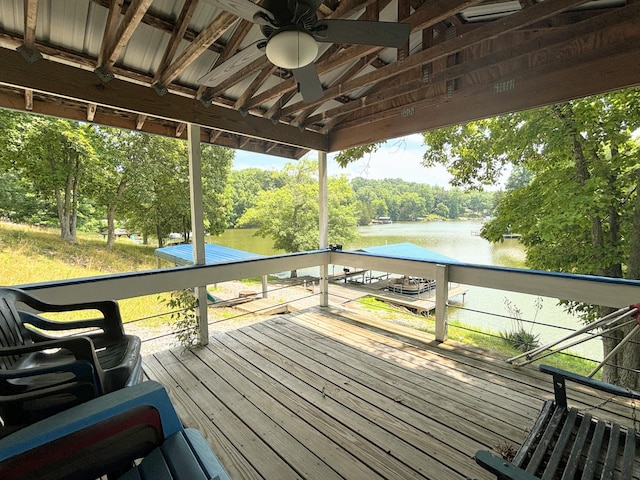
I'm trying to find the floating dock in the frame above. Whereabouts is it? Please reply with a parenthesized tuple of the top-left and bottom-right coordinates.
(329, 279, 467, 315)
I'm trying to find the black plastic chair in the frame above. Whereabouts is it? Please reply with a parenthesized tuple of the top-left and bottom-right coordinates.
(0, 287, 142, 430)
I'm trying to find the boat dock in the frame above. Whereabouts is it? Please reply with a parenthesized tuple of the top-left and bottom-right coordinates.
(329, 279, 467, 315)
(223, 276, 467, 317)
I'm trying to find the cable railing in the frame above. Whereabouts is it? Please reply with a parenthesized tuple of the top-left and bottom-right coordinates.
(19, 248, 640, 377)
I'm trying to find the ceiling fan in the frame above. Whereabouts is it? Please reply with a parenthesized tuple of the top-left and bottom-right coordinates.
(198, 0, 411, 103)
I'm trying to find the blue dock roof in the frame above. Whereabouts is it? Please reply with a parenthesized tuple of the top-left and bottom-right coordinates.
(355, 242, 458, 263)
(154, 243, 264, 266)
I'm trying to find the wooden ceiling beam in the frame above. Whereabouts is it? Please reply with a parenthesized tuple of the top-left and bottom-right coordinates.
(0, 48, 327, 151)
(202, 56, 272, 103)
(23, 0, 39, 51)
(325, 0, 640, 131)
(196, 19, 254, 100)
(0, 85, 305, 158)
(90, 0, 225, 55)
(153, 0, 199, 85)
(154, 12, 238, 89)
(97, 0, 123, 67)
(98, 0, 153, 72)
(329, 26, 640, 150)
(284, 0, 594, 118)
(235, 65, 277, 112)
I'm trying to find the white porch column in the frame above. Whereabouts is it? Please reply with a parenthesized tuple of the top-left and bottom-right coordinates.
(318, 151, 329, 307)
(188, 123, 209, 345)
(435, 264, 449, 342)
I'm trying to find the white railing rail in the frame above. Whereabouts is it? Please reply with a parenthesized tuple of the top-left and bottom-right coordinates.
(16, 249, 640, 344)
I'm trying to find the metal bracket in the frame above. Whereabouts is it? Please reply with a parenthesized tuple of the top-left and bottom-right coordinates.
(152, 83, 168, 97)
(17, 45, 42, 64)
(94, 66, 114, 83)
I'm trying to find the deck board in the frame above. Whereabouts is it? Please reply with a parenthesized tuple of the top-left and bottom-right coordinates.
(142, 306, 638, 479)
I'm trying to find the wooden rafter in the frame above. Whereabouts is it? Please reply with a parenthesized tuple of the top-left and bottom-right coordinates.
(24, 88, 33, 111)
(197, 19, 254, 100)
(23, 0, 39, 51)
(0, 0, 638, 157)
(154, 12, 239, 89)
(87, 103, 97, 121)
(153, 0, 200, 85)
(98, 0, 152, 71)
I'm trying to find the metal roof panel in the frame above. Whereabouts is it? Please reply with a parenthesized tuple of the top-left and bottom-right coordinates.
(155, 243, 264, 266)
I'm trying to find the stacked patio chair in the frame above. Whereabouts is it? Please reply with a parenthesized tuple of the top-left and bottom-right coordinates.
(0, 287, 142, 433)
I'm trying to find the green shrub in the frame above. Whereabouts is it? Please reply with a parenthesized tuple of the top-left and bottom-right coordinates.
(500, 297, 541, 352)
(162, 290, 200, 348)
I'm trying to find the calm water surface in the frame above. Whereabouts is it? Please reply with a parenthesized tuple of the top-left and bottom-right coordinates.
(214, 221, 602, 360)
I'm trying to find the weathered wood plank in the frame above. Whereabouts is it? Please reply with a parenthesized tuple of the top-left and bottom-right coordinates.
(204, 331, 427, 479)
(293, 309, 543, 416)
(228, 325, 475, 479)
(178, 345, 365, 480)
(142, 307, 640, 480)
(144, 352, 286, 480)
(268, 314, 528, 443)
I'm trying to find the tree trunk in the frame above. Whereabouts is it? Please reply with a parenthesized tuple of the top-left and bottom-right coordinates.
(106, 206, 116, 249)
(55, 157, 79, 244)
(105, 179, 126, 249)
(157, 221, 164, 248)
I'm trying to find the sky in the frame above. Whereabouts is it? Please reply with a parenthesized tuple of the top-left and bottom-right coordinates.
(232, 133, 464, 188)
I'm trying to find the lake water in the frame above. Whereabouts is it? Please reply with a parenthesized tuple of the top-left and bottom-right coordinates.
(213, 221, 602, 361)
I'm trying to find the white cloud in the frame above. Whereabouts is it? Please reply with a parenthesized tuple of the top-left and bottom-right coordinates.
(232, 133, 506, 189)
(327, 134, 453, 186)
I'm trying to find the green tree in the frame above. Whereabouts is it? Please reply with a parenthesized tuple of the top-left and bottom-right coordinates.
(229, 168, 284, 227)
(238, 159, 357, 276)
(422, 90, 640, 387)
(397, 192, 425, 220)
(91, 128, 151, 248)
(122, 136, 232, 246)
(0, 170, 45, 223)
(1, 114, 95, 243)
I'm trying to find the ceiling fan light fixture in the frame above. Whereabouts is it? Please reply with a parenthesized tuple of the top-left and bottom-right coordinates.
(265, 30, 318, 69)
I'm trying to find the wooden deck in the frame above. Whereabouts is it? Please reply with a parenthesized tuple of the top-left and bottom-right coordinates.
(142, 306, 638, 480)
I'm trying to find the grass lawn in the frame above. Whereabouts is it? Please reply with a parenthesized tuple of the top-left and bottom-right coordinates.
(0, 222, 170, 327)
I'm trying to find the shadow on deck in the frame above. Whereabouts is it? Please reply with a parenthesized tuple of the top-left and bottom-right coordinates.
(142, 306, 635, 479)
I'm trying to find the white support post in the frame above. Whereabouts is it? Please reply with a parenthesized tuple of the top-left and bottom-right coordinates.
(188, 123, 209, 346)
(261, 274, 268, 298)
(318, 150, 329, 307)
(435, 264, 449, 343)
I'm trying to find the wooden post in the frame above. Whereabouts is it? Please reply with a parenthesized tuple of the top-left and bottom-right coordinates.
(435, 264, 449, 342)
(188, 123, 208, 346)
(318, 150, 329, 307)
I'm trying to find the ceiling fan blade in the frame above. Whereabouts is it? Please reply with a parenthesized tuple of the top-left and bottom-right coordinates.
(201, 0, 274, 24)
(198, 41, 265, 86)
(292, 63, 323, 103)
(313, 19, 411, 48)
